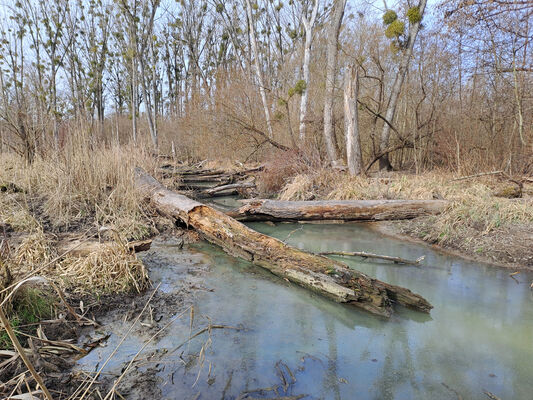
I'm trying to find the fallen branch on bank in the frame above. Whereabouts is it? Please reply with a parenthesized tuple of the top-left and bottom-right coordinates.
(451, 171, 503, 181)
(57, 238, 152, 257)
(226, 199, 448, 222)
(135, 168, 432, 318)
(319, 251, 425, 265)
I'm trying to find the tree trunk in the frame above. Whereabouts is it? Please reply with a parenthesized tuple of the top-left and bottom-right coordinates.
(378, 0, 428, 170)
(139, 55, 158, 150)
(298, 0, 319, 142)
(344, 66, 363, 175)
(245, 0, 273, 138)
(323, 0, 346, 164)
(226, 199, 448, 222)
(131, 56, 138, 145)
(135, 168, 432, 317)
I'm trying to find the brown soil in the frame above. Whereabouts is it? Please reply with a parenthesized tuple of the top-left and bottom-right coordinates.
(373, 219, 533, 270)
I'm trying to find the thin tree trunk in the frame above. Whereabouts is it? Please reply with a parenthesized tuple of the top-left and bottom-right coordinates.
(323, 0, 346, 164)
(131, 56, 138, 145)
(139, 55, 158, 150)
(298, 0, 319, 142)
(378, 0, 427, 170)
(344, 66, 363, 175)
(245, 0, 273, 138)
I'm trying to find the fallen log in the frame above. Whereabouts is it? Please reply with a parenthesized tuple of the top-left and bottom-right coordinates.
(197, 181, 256, 198)
(135, 168, 432, 317)
(226, 199, 448, 222)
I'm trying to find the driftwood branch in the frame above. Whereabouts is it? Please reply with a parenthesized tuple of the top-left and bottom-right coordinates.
(319, 251, 425, 265)
(451, 171, 503, 181)
(197, 181, 256, 198)
(135, 168, 432, 317)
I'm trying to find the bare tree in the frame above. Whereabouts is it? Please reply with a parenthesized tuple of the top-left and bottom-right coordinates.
(378, 0, 428, 170)
(323, 0, 347, 165)
(344, 65, 363, 175)
(117, 0, 161, 150)
(298, 0, 319, 141)
(245, 0, 274, 138)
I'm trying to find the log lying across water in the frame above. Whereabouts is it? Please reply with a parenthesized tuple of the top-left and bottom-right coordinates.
(135, 168, 432, 317)
(227, 199, 448, 222)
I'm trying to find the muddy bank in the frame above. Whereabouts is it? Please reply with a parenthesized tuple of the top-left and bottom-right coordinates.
(371, 218, 533, 271)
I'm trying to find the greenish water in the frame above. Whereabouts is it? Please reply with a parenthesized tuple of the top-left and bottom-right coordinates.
(77, 222, 533, 399)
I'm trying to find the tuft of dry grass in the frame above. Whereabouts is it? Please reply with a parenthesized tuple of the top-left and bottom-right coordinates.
(14, 229, 56, 269)
(58, 241, 150, 295)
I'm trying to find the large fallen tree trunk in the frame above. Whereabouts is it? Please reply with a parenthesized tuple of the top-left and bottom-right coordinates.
(226, 199, 448, 222)
(135, 168, 432, 317)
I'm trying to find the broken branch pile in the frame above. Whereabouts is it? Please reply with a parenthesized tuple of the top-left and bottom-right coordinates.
(158, 165, 262, 197)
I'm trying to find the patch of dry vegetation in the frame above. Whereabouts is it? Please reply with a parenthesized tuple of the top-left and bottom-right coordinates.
(0, 143, 158, 348)
(0, 143, 157, 239)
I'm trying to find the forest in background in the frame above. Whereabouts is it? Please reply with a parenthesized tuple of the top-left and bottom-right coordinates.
(0, 0, 531, 176)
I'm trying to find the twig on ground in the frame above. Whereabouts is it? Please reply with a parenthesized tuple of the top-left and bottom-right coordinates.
(170, 324, 242, 355)
(451, 171, 502, 182)
(74, 283, 161, 400)
(483, 390, 502, 400)
(0, 306, 53, 400)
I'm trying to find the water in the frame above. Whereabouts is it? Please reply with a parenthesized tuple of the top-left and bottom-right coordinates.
(77, 222, 533, 399)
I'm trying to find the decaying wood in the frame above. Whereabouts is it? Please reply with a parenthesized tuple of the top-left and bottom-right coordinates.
(135, 168, 432, 317)
(226, 199, 448, 222)
(161, 165, 262, 196)
(197, 181, 256, 198)
(57, 239, 152, 257)
(319, 251, 425, 265)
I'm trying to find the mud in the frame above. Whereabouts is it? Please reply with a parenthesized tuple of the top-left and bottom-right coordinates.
(381, 218, 533, 270)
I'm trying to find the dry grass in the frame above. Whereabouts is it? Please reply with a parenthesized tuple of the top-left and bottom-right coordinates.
(0, 143, 157, 239)
(58, 242, 150, 295)
(0, 140, 158, 314)
(277, 169, 533, 254)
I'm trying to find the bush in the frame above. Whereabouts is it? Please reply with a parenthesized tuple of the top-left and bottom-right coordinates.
(385, 19, 405, 38)
(407, 7, 422, 24)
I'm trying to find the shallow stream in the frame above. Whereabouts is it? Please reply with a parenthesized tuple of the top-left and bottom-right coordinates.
(77, 221, 533, 399)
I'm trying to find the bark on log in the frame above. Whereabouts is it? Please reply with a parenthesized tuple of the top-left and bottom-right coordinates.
(135, 168, 432, 317)
(226, 199, 448, 222)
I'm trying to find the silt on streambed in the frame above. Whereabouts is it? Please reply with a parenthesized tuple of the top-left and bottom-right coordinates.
(75, 223, 533, 400)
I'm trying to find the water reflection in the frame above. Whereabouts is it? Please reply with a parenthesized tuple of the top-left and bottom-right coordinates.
(78, 223, 533, 399)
